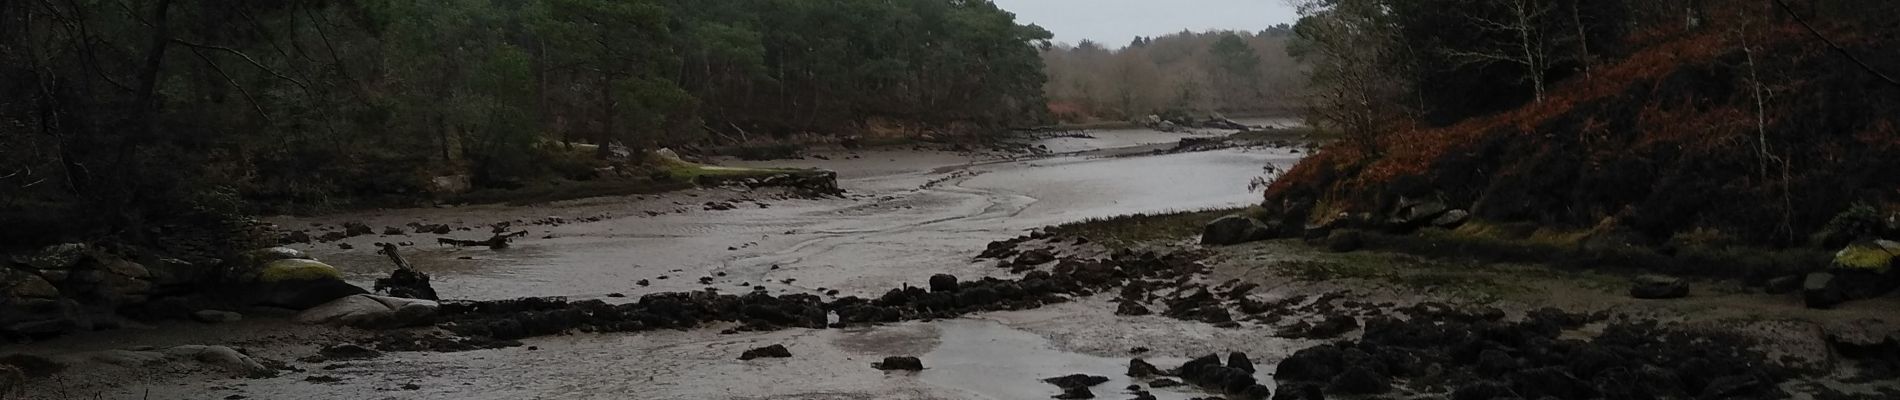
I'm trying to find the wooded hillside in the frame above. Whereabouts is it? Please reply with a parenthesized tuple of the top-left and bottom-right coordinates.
(1269, 0, 1900, 247)
(0, 0, 1052, 247)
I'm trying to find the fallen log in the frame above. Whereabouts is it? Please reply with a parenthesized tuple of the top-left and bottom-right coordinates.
(436, 231, 529, 249)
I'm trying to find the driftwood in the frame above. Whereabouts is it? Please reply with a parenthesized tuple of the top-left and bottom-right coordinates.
(374, 243, 437, 300)
(436, 231, 528, 249)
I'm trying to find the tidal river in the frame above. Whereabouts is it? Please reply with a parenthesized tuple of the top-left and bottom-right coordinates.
(66, 121, 1311, 399)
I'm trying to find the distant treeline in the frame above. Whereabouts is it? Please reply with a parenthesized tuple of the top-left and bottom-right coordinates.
(0, 0, 1050, 243)
(1040, 26, 1305, 122)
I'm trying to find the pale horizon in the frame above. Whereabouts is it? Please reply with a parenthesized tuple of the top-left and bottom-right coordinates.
(991, 0, 1300, 48)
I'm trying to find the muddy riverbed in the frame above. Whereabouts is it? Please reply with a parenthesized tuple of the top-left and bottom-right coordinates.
(16, 119, 1898, 400)
(18, 123, 1319, 399)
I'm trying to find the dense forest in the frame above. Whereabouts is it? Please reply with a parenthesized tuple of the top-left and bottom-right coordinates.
(0, 0, 1053, 246)
(1040, 27, 1303, 122)
(1270, 0, 1900, 250)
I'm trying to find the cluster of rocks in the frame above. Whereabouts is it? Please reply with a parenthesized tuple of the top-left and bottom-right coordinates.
(694, 170, 845, 198)
(3, 244, 188, 339)
(365, 240, 1209, 352)
(1139, 115, 1258, 133)
(1, 242, 436, 340)
(1268, 305, 1790, 399)
(1041, 373, 1110, 399)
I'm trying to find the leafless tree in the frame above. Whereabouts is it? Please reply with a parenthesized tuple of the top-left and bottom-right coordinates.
(1443, 0, 1570, 101)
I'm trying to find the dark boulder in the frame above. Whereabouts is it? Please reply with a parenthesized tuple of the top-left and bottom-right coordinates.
(1803, 272, 1846, 309)
(928, 274, 960, 293)
(739, 344, 792, 360)
(874, 356, 924, 371)
(1128, 358, 1164, 377)
(1276, 345, 1346, 382)
(1053, 386, 1095, 399)
(1115, 301, 1152, 316)
(1017, 249, 1056, 266)
(1239, 384, 1273, 400)
(1228, 351, 1255, 373)
(1043, 374, 1110, 388)
(1322, 230, 1365, 253)
(1326, 366, 1391, 394)
(1509, 367, 1595, 400)
(1202, 215, 1274, 246)
(1272, 382, 1324, 400)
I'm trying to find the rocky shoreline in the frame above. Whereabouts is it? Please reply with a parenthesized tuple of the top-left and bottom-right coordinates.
(8, 128, 1893, 399)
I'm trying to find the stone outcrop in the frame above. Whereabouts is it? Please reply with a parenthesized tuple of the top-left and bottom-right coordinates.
(3, 243, 372, 339)
(296, 294, 440, 329)
(1201, 215, 1275, 246)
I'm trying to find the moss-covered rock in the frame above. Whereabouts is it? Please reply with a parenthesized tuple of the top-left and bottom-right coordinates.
(256, 259, 345, 283)
(228, 256, 366, 310)
(28, 243, 90, 270)
(1833, 240, 1898, 273)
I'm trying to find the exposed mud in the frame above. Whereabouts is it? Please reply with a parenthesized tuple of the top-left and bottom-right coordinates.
(10, 118, 1891, 399)
(9, 123, 1309, 399)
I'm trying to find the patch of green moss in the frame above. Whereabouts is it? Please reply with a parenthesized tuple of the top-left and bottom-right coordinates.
(259, 259, 343, 283)
(652, 155, 809, 183)
(1834, 241, 1896, 273)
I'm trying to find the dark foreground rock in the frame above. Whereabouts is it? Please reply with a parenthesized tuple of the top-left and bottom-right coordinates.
(1270, 305, 1792, 399)
(1042, 374, 1109, 388)
(738, 344, 792, 360)
(1202, 215, 1275, 246)
(874, 356, 923, 371)
(1173, 353, 1270, 398)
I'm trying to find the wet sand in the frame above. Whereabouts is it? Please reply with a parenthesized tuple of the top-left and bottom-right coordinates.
(18, 123, 1312, 399)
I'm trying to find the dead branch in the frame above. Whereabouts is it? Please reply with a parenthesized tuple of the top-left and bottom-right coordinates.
(169, 38, 310, 90)
(1773, 0, 1900, 87)
(437, 231, 529, 249)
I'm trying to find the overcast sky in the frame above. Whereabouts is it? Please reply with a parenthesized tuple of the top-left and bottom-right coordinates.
(990, 0, 1300, 48)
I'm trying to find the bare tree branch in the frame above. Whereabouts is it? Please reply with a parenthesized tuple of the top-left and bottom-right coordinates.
(170, 38, 310, 90)
(188, 47, 273, 123)
(1772, 0, 1900, 87)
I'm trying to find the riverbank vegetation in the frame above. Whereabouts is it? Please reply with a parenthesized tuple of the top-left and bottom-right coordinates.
(0, 0, 1053, 248)
(1040, 28, 1306, 123)
(1244, 0, 1900, 309)
(1269, 0, 1900, 249)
